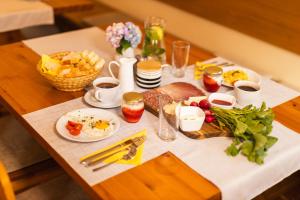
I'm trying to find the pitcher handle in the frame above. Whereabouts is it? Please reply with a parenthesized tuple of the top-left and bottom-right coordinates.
(108, 61, 120, 79)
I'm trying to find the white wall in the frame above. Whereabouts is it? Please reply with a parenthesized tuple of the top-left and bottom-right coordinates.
(98, 0, 300, 91)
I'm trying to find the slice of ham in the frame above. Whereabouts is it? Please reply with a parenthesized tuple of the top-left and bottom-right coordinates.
(143, 82, 205, 113)
(157, 82, 205, 101)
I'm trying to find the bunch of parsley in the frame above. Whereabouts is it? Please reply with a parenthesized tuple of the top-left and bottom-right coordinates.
(211, 102, 278, 164)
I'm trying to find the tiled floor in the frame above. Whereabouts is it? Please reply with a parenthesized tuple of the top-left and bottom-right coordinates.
(16, 174, 90, 200)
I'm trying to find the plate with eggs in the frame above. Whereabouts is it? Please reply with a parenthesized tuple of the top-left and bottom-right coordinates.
(56, 108, 120, 142)
(222, 66, 261, 87)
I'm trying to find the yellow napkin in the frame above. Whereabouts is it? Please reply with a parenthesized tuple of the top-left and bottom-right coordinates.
(80, 129, 146, 166)
(194, 62, 217, 80)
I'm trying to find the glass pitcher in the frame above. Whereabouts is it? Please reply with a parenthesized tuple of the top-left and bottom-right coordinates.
(142, 16, 166, 63)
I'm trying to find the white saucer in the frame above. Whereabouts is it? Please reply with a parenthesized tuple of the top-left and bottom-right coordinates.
(84, 89, 121, 109)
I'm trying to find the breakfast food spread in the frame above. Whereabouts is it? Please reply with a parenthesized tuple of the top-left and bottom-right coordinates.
(39, 50, 105, 78)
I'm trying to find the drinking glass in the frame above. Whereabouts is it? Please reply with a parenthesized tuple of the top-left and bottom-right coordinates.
(158, 94, 177, 141)
(172, 40, 190, 78)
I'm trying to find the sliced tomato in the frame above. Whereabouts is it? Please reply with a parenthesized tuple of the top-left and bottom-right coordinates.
(74, 123, 83, 130)
(66, 121, 82, 136)
(69, 128, 81, 136)
(67, 120, 78, 127)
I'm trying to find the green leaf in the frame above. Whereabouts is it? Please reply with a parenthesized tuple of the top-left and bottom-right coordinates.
(241, 141, 253, 156)
(265, 136, 278, 149)
(120, 38, 131, 50)
(225, 143, 239, 156)
(116, 46, 122, 54)
(154, 48, 165, 55)
(260, 102, 266, 111)
(234, 120, 248, 137)
(254, 134, 268, 151)
(255, 155, 265, 165)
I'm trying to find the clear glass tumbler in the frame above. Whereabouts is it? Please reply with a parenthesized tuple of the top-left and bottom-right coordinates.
(158, 94, 177, 141)
(172, 40, 190, 78)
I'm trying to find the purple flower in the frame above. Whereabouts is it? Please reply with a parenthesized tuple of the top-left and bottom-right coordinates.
(124, 22, 141, 48)
(105, 22, 125, 48)
(105, 22, 141, 49)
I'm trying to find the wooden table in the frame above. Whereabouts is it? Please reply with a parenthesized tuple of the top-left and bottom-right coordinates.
(0, 28, 299, 200)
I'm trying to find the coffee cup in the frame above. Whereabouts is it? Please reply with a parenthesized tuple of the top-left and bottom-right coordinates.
(234, 80, 262, 107)
(93, 77, 120, 104)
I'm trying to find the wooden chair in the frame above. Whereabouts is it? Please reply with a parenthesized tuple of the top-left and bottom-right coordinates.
(0, 161, 16, 200)
(0, 160, 89, 200)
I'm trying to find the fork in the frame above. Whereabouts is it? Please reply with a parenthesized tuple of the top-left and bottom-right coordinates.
(85, 136, 145, 167)
(92, 146, 137, 171)
(80, 135, 145, 165)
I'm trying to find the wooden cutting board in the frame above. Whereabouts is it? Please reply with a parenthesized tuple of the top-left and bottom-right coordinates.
(143, 82, 231, 139)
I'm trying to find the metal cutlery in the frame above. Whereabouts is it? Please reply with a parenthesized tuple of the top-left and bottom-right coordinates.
(92, 146, 137, 172)
(216, 62, 235, 67)
(85, 137, 145, 167)
(80, 135, 145, 166)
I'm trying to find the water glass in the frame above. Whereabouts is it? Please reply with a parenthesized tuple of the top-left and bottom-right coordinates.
(158, 94, 177, 141)
(172, 40, 190, 78)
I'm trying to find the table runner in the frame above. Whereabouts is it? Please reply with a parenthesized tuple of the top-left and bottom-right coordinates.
(22, 27, 300, 200)
(0, 0, 54, 32)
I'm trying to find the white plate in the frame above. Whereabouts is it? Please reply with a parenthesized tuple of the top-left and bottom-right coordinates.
(56, 108, 120, 142)
(84, 89, 121, 109)
(222, 66, 261, 87)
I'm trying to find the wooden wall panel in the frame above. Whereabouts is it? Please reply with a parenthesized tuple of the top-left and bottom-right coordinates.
(159, 0, 300, 55)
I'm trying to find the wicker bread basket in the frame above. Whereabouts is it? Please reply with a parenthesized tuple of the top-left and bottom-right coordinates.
(37, 51, 103, 92)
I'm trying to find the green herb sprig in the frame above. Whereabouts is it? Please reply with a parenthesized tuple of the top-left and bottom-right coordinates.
(211, 102, 278, 165)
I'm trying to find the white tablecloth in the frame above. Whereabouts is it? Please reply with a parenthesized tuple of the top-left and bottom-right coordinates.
(0, 0, 53, 32)
(23, 27, 300, 200)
